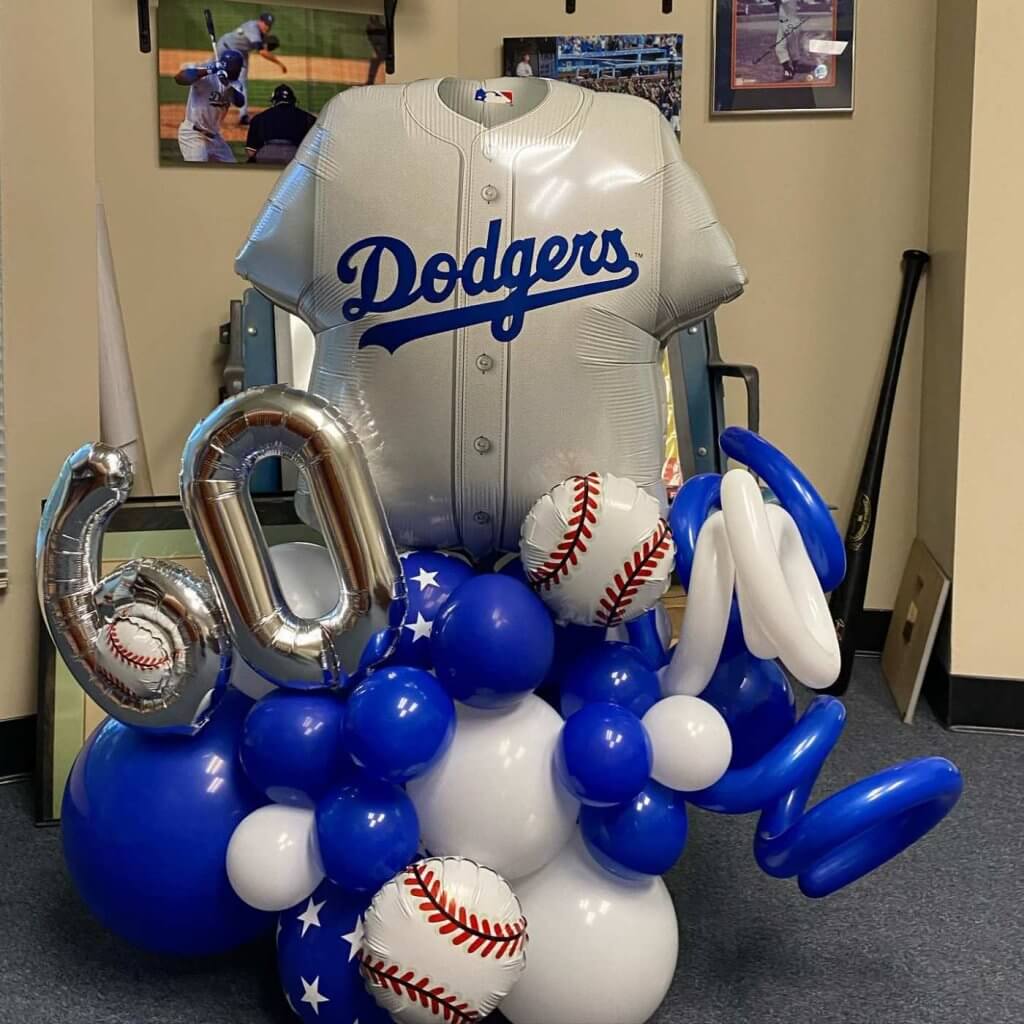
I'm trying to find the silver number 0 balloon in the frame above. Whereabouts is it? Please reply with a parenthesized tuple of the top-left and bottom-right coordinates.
(180, 385, 405, 690)
(36, 444, 232, 733)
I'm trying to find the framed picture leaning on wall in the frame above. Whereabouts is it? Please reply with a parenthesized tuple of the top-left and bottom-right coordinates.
(712, 0, 854, 115)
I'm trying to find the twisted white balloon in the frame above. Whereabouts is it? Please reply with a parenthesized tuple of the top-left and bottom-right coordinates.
(662, 468, 841, 695)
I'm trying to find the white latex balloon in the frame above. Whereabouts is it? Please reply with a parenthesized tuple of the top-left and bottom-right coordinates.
(407, 696, 579, 881)
(642, 695, 732, 793)
(226, 804, 324, 912)
(269, 541, 341, 618)
(661, 511, 735, 697)
(500, 834, 678, 1024)
(720, 470, 840, 688)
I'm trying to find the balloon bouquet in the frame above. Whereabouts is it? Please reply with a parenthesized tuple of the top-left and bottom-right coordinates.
(37, 385, 962, 1024)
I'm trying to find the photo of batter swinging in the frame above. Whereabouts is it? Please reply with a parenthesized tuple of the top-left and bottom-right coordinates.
(157, 1, 386, 165)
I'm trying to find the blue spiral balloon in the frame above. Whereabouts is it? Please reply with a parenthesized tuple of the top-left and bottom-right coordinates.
(685, 696, 963, 897)
(719, 427, 846, 591)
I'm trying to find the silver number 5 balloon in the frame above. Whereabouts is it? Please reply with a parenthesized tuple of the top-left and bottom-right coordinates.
(180, 385, 405, 690)
(36, 444, 232, 733)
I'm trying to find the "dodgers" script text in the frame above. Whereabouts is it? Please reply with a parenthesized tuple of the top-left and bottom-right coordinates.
(337, 218, 640, 353)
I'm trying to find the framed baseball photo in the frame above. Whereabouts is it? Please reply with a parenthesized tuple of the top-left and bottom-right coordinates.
(712, 0, 855, 116)
(156, 2, 388, 166)
(502, 33, 683, 134)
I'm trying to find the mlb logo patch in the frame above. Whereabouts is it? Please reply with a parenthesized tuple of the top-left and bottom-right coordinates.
(474, 88, 514, 105)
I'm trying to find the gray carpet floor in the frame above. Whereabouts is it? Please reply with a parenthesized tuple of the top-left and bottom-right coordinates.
(1, 659, 1021, 1024)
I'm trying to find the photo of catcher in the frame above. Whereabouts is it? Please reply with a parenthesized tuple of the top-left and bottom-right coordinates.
(158, 2, 386, 166)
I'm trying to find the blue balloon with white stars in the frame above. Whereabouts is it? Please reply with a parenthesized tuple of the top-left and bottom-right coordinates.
(431, 573, 555, 709)
(394, 550, 476, 669)
(560, 642, 662, 720)
(344, 666, 456, 783)
(556, 701, 652, 807)
(277, 878, 390, 1024)
(580, 779, 688, 879)
(315, 775, 420, 893)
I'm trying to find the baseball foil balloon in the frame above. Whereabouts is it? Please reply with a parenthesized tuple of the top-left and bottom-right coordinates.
(236, 77, 745, 557)
(521, 472, 675, 627)
(358, 857, 527, 1023)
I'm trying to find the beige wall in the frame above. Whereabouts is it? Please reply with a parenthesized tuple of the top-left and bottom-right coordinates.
(0, 0, 947, 720)
(948, 0, 1024, 679)
(460, 0, 937, 610)
(0, 1, 100, 719)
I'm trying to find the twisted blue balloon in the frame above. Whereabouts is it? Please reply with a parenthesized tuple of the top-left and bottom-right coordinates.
(685, 696, 963, 897)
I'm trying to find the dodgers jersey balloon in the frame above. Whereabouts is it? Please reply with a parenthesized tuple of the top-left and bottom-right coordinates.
(237, 77, 746, 555)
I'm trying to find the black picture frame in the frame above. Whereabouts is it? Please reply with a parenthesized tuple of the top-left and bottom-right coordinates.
(712, 0, 855, 116)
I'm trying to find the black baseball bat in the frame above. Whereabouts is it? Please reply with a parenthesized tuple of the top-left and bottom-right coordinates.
(202, 8, 219, 61)
(137, 0, 151, 53)
(825, 249, 930, 696)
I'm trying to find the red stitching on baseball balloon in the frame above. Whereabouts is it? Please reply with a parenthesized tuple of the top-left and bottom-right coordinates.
(95, 665, 147, 706)
(403, 864, 526, 959)
(107, 622, 171, 671)
(595, 518, 672, 627)
(529, 473, 601, 590)
(358, 954, 479, 1022)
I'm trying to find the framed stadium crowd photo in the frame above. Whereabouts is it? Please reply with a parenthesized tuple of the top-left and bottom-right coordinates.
(156, 2, 388, 166)
(502, 33, 683, 135)
(712, 0, 855, 115)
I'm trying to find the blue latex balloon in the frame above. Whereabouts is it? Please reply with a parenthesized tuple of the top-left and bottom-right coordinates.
(625, 611, 669, 670)
(581, 780, 688, 879)
(394, 550, 476, 668)
(315, 776, 419, 893)
(560, 642, 661, 719)
(277, 879, 390, 1024)
(431, 574, 555, 708)
(240, 690, 349, 806)
(556, 702, 652, 806)
(549, 620, 609, 683)
(493, 552, 530, 585)
(61, 689, 272, 955)
(344, 666, 455, 783)
(701, 650, 796, 769)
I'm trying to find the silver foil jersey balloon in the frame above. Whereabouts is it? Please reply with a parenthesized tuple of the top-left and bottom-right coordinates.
(179, 385, 406, 690)
(236, 76, 746, 556)
(36, 444, 231, 733)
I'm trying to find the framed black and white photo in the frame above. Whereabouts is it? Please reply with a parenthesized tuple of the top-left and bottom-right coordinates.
(712, 0, 854, 116)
